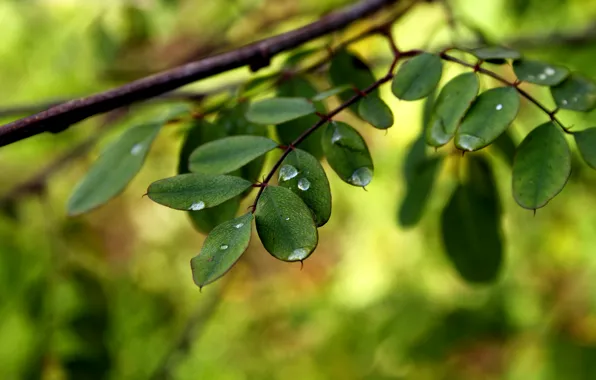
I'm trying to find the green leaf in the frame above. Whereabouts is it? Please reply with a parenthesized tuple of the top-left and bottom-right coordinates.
(358, 95, 394, 129)
(551, 74, 596, 112)
(455, 87, 520, 151)
(512, 59, 569, 86)
(329, 49, 377, 113)
(147, 173, 252, 211)
(403, 135, 427, 183)
(68, 123, 161, 215)
(470, 46, 521, 64)
(191, 213, 253, 288)
(574, 128, 596, 169)
(278, 149, 331, 227)
(312, 85, 351, 102)
(441, 156, 502, 284)
(512, 122, 571, 209)
(255, 186, 318, 261)
(392, 53, 443, 101)
(398, 157, 442, 227)
(245, 97, 316, 124)
(426, 73, 479, 147)
(276, 77, 326, 159)
(321, 122, 374, 187)
(422, 86, 438, 129)
(189, 135, 278, 175)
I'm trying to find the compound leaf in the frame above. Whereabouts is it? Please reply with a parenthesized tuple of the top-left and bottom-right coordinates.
(512, 122, 571, 209)
(255, 186, 318, 262)
(278, 149, 331, 226)
(191, 213, 253, 288)
(321, 122, 374, 187)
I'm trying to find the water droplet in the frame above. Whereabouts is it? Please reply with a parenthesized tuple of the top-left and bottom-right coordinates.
(288, 248, 309, 261)
(234, 223, 244, 229)
(538, 73, 547, 80)
(297, 178, 311, 191)
(562, 99, 568, 105)
(279, 165, 298, 181)
(285, 217, 290, 221)
(495, 104, 503, 111)
(220, 244, 229, 250)
(545, 67, 556, 76)
(572, 96, 579, 102)
(130, 143, 143, 155)
(331, 128, 343, 144)
(188, 201, 205, 211)
(527, 74, 535, 80)
(349, 167, 373, 187)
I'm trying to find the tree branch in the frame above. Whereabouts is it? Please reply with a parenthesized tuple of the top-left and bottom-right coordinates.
(0, 0, 399, 148)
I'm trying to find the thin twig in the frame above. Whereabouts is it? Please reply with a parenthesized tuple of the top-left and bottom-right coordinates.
(0, 0, 400, 148)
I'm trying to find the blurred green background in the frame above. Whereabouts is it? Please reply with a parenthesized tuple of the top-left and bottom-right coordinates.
(2, 0, 596, 379)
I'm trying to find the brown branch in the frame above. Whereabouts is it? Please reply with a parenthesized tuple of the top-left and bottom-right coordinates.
(0, 0, 400, 148)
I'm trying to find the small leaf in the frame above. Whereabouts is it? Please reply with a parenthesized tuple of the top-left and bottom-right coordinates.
(278, 149, 331, 227)
(455, 87, 520, 151)
(398, 157, 442, 227)
(191, 213, 253, 288)
(392, 53, 443, 101)
(245, 97, 316, 124)
(321, 122, 374, 187)
(441, 156, 502, 283)
(492, 130, 517, 166)
(574, 128, 596, 169)
(255, 186, 318, 261)
(329, 49, 377, 113)
(68, 123, 161, 215)
(551, 74, 596, 112)
(512, 122, 571, 209)
(147, 174, 252, 211)
(358, 95, 394, 129)
(513, 59, 569, 86)
(276, 77, 326, 159)
(426, 73, 479, 147)
(189, 198, 240, 235)
(189, 135, 278, 175)
(403, 135, 427, 183)
(312, 86, 351, 102)
(470, 46, 521, 64)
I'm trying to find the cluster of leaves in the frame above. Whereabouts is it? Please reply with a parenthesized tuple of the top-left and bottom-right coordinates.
(67, 43, 596, 288)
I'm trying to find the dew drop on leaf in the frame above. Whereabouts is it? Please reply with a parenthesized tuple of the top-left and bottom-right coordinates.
(496, 104, 503, 111)
(289, 248, 309, 261)
(349, 167, 373, 187)
(188, 201, 205, 211)
(331, 128, 343, 144)
(297, 178, 311, 191)
(220, 244, 229, 250)
(130, 143, 143, 155)
(279, 165, 299, 181)
(234, 223, 244, 229)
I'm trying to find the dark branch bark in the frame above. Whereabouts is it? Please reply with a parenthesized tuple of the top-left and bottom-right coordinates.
(0, 0, 398, 148)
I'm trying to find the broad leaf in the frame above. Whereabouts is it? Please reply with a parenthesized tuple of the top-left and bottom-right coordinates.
(512, 59, 569, 86)
(276, 76, 326, 159)
(574, 128, 596, 169)
(455, 87, 520, 151)
(147, 173, 252, 211)
(321, 122, 374, 187)
(255, 186, 318, 261)
(329, 49, 377, 113)
(551, 74, 596, 112)
(470, 46, 520, 64)
(392, 53, 443, 101)
(278, 149, 331, 226)
(358, 95, 394, 129)
(246, 97, 316, 124)
(513, 122, 571, 209)
(68, 122, 161, 215)
(441, 156, 502, 283)
(189, 135, 278, 175)
(398, 157, 442, 227)
(312, 86, 351, 102)
(426, 73, 479, 147)
(191, 213, 253, 288)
